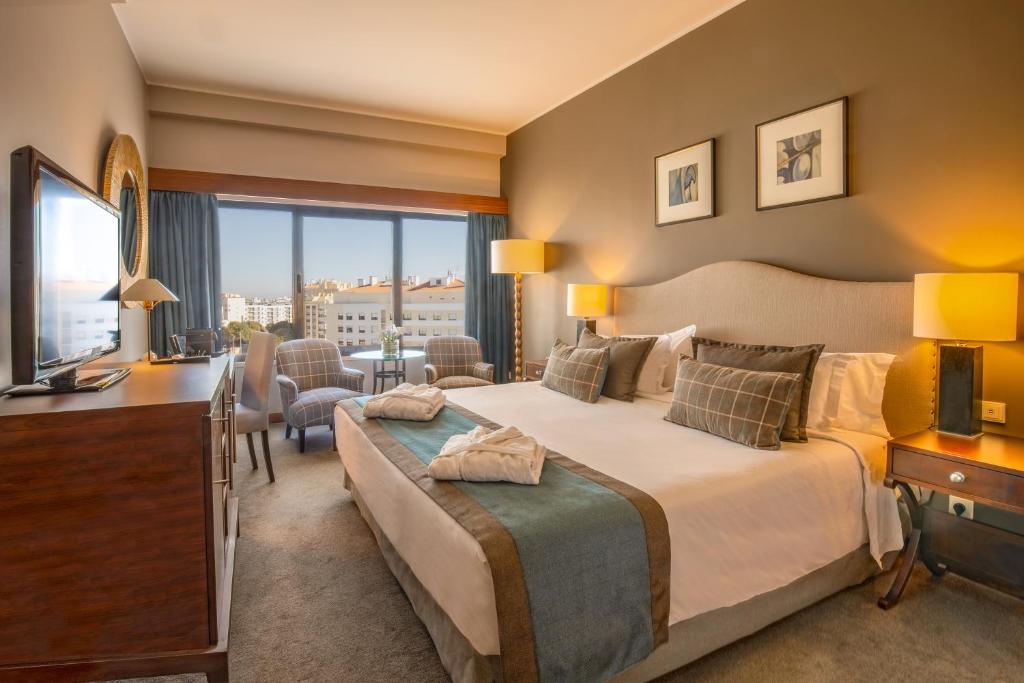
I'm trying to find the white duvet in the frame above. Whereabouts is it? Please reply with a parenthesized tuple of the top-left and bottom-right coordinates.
(335, 381, 903, 657)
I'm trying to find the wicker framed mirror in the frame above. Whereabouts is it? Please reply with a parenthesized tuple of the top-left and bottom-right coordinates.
(102, 134, 148, 304)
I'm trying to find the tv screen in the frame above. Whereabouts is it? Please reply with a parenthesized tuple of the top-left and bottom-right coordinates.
(37, 167, 121, 370)
(9, 146, 121, 386)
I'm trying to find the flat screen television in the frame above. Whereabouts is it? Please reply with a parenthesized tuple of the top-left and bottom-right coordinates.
(7, 146, 129, 393)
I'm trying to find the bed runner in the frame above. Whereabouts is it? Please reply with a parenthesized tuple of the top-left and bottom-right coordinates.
(340, 398, 670, 683)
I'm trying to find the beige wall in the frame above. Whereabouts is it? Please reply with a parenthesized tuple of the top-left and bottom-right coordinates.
(502, 0, 1024, 436)
(148, 87, 504, 196)
(0, 1, 149, 387)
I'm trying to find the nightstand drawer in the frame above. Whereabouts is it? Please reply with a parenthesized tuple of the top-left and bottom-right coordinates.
(524, 359, 546, 381)
(892, 447, 1024, 509)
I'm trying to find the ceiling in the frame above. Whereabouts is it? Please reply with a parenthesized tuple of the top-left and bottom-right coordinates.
(114, 0, 744, 135)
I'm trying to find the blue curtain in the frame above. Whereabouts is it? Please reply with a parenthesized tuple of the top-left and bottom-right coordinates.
(465, 213, 513, 383)
(147, 190, 221, 357)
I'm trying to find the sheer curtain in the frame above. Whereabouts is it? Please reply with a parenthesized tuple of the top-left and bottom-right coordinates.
(464, 213, 513, 383)
(147, 190, 222, 357)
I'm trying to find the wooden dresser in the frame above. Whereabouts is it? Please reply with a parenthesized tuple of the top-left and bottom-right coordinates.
(0, 357, 238, 682)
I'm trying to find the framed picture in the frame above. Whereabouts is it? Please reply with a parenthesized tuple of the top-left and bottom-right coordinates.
(655, 138, 715, 226)
(755, 96, 847, 210)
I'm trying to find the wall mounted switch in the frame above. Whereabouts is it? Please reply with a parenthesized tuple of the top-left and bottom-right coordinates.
(982, 401, 1006, 424)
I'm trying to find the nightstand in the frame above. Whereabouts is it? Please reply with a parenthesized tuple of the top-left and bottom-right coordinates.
(524, 359, 547, 382)
(878, 429, 1024, 609)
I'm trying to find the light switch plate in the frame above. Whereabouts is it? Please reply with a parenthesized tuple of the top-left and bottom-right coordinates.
(982, 401, 1006, 424)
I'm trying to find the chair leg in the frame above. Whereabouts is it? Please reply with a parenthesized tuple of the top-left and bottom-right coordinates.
(245, 433, 258, 470)
(299, 429, 306, 453)
(261, 430, 275, 483)
(285, 424, 293, 439)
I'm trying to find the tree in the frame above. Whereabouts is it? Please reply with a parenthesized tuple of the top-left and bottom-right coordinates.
(266, 321, 296, 342)
(224, 320, 264, 347)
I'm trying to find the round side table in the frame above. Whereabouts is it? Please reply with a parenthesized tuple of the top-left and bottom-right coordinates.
(349, 349, 426, 394)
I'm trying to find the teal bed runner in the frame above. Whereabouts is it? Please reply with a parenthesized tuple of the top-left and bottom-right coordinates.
(343, 398, 670, 683)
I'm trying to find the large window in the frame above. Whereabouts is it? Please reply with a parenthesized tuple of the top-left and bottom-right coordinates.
(218, 202, 467, 354)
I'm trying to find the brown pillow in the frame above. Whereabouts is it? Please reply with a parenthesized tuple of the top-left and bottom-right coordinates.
(690, 337, 824, 442)
(577, 328, 656, 401)
(540, 339, 611, 403)
(666, 358, 801, 450)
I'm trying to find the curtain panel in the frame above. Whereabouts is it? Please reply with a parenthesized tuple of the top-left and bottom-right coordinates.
(465, 213, 514, 383)
(147, 190, 221, 358)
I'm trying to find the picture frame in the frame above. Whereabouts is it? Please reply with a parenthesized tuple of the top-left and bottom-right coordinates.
(655, 138, 715, 226)
(755, 96, 847, 211)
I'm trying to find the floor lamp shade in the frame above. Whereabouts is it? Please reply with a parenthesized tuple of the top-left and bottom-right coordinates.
(491, 239, 545, 381)
(913, 273, 1019, 436)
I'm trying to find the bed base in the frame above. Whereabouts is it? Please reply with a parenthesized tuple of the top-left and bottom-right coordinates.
(346, 473, 895, 682)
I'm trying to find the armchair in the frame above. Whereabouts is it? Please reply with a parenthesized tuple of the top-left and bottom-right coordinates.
(275, 338, 366, 452)
(423, 336, 495, 390)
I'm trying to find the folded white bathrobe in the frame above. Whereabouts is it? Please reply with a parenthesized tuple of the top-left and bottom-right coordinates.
(362, 383, 445, 421)
(428, 425, 547, 485)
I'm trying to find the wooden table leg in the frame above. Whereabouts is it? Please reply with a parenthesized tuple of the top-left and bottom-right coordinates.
(878, 481, 926, 609)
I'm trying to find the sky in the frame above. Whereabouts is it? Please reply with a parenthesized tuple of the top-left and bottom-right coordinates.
(219, 207, 467, 299)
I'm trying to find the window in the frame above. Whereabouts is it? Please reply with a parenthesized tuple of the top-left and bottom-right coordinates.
(403, 312, 411, 321)
(371, 313, 379, 321)
(449, 312, 458, 320)
(401, 217, 467, 348)
(432, 329, 442, 336)
(433, 313, 442, 321)
(418, 314, 426, 321)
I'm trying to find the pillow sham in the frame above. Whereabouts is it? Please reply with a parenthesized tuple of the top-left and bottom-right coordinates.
(665, 358, 801, 450)
(577, 329, 656, 401)
(540, 339, 611, 403)
(624, 324, 697, 394)
(806, 352, 895, 439)
(691, 337, 823, 443)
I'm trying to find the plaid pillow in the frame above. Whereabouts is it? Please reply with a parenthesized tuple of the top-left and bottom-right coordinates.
(666, 358, 801, 450)
(541, 339, 610, 403)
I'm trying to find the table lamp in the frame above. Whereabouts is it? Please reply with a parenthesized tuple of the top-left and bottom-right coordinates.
(122, 278, 179, 362)
(913, 272, 1018, 437)
(567, 283, 610, 341)
(491, 239, 545, 381)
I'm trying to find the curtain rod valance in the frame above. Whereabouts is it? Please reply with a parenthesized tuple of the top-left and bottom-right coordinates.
(148, 168, 508, 215)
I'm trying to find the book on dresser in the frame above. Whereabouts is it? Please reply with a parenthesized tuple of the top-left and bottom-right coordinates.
(0, 356, 239, 683)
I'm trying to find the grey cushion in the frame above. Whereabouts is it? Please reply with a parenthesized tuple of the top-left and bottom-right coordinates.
(235, 403, 268, 434)
(577, 328, 656, 402)
(691, 337, 824, 442)
(666, 358, 801, 450)
(287, 387, 362, 429)
(540, 339, 610, 403)
(434, 376, 493, 390)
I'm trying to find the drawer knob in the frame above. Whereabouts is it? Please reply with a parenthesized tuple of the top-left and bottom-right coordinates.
(949, 471, 966, 484)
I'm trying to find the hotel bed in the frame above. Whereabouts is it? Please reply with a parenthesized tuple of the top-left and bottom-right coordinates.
(334, 261, 936, 682)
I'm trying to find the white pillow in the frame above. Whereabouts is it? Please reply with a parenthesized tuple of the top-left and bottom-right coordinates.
(624, 325, 697, 394)
(807, 352, 895, 439)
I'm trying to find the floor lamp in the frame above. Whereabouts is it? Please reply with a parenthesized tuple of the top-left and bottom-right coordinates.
(491, 239, 545, 381)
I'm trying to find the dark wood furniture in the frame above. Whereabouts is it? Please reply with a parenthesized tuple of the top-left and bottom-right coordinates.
(524, 358, 547, 382)
(0, 357, 238, 682)
(878, 429, 1024, 609)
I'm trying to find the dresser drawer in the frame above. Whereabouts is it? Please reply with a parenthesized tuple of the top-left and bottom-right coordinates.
(892, 447, 1024, 509)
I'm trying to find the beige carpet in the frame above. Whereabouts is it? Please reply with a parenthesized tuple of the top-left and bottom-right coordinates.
(120, 424, 1024, 683)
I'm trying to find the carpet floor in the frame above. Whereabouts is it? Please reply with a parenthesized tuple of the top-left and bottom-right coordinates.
(119, 423, 1024, 683)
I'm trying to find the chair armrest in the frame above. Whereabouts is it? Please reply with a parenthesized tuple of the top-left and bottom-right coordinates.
(472, 362, 494, 382)
(424, 363, 438, 384)
(339, 366, 365, 393)
(275, 374, 299, 410)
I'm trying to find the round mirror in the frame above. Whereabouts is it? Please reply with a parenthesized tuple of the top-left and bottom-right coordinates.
(102, 134, 149, 300)
(119, 172, 141, 277)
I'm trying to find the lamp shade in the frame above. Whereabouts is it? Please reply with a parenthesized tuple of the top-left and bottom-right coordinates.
(913, 273, 1018, 341)
(121, 278, 179, 304)
(567, 283, 609, 318)
(491, 239, 545, 274)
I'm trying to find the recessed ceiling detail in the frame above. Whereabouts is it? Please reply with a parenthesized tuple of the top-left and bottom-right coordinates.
(114, 0, 745, 134)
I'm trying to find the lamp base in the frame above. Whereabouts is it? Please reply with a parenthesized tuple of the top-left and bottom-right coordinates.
(936, 343, 983, 438)
(576, 318, 596, 342)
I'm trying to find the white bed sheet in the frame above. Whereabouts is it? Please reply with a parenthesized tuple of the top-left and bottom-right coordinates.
(335, 382, 902, 657)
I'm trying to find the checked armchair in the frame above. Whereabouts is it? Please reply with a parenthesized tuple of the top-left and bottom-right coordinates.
(423, 335, 494, 390)
(275, 339, 365, 452)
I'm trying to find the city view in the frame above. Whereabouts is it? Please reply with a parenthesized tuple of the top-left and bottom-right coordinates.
(219, 206, 467, 353)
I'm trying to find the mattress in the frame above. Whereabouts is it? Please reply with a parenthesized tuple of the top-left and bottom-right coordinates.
(334, 381, 902, 657)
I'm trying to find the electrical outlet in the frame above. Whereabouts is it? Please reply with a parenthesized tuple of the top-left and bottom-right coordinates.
(948, 496, 974, 520)
(982, 401, 1006, 424)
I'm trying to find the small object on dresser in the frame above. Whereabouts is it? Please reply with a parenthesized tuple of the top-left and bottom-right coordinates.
(878, 429, 1024, 609)
(524, 359, 547, 381)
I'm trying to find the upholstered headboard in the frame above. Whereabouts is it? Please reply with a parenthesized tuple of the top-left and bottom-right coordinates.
(611, 261, 935, 438)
